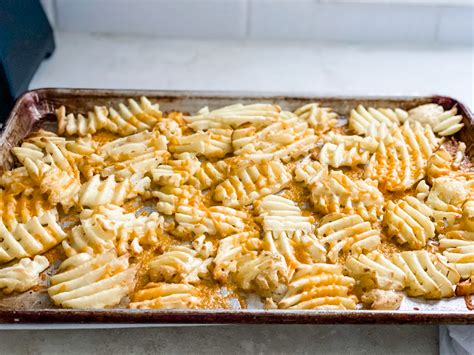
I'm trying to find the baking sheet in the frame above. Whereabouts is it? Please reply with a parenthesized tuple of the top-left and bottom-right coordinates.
(0, 88, 473, 324)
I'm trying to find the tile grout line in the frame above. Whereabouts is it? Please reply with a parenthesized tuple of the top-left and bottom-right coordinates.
(245, 0, 251, 39)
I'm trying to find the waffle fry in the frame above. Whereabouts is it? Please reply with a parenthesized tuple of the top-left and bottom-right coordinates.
(190, 160, 228, 190)
(345, 251, 406, 292)
(257, 195, 325, 276)
(319, 134, 378, 168)
(349, 104, 408, 136)
(232, 111, 317, 162)
(407, 104, 464, 136)
(48, 252, 137, 308)
(366, 121, 441, 191)
(439, 201, 474, 278)
(214, 160, 291, 207)
(130, 282, 200, 309)
(57, 97, 162, 136)
(0, 210, 66, 264)
(278, 264, 358, 310)
(0, 255, 49, 294)
(391, 251, 459, 299)
(303, 163, 384, 222)
(62, 205, 162, 257)
(317, 213, 380, 263)
(294, 103, 338, 134)
(425, 177, 473, 232)
(384, 196, 435, 249)
(149, 244, 213, 284)
(184, 103, 280, 131)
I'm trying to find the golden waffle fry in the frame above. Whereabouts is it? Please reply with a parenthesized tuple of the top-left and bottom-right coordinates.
(319, 133, 378, 168)
(184, 103, 280, 131)
(232, 111, 317, 162)
(190, 160, 228, 190)
(129, 282, 200, 309)
(214, 160, 291, 207)
(0, 255, 49, 294)
(317, 213, 380, 263)
(152, 153, 200, 187)
(407, 104, 464, 136)
(169, 129, 232, 159)
(366, 121, 441, 191)
(345, 251, 406, 292)
(0, 210, 66, 264)
(278, 263, 358, 310)
(257, 195, 325, 276)
(99, 130, 169, 179)
(301, 162, 384, 222)
(391, 251, 460, 299)
(48, 252, 137, 308)
(349, 104, 408, 136)
(293, 103, 338, 134)
(57, 97, 162, 136)
(149, 244, 213, 284)
(384, 196, 435, 249)
(62, 205, 163, 257)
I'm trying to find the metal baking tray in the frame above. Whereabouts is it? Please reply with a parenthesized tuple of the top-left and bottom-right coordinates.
(0, 88, 472, 325)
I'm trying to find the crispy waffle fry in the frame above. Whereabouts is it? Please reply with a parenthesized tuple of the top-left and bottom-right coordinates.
(149, 244, 213, 284)
(0, 189, 50, 230)
(349, 104, 408, 136)
(294, 103, 338, 134)
(79, 174, 150, 208)
(233, 251, 287, 297)
(48, 251, 137, 308)
(190, 160, 228, 190)
(213, 160, 291, 207)
(345, 251, 406, 292)
(407, 104, 464, 136)
(213, 231, 262, 283)
(391, 251, 460, 299)
(232, 112, 317, 162)
(317, 213, 380, 263)
(62, 205, 163, 257)
(129, 282, 200, 309)
(384, 196, 435, 249)
(0, 210, 66, 264)
(366, 121, 441, 191)
(0, 255, 49, 294)
(169, 129, 232, 159)
(99, 130, 169, 179)
(319, 133, 378, 168)
(302, 163, 384, 222)
(57, 97, 162, 136)
(184, 103, 280, 131)
(152, 153, 200, 187)
(278, 264, 358, 310)
(425, 177, 473, 232)
(256, 195, 325, 276)
(174, 205, 248, 239)
(439, 201, 474, 278)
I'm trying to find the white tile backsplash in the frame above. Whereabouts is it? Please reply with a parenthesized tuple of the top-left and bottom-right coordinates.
(55, 0, 247, 39)
(50, 0, 473, 44)
(249, 0, 439, 42)
(437, 7, 474, 45)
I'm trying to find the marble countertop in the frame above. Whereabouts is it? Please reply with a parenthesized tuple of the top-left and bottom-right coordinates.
(6, 32, 471, 354)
